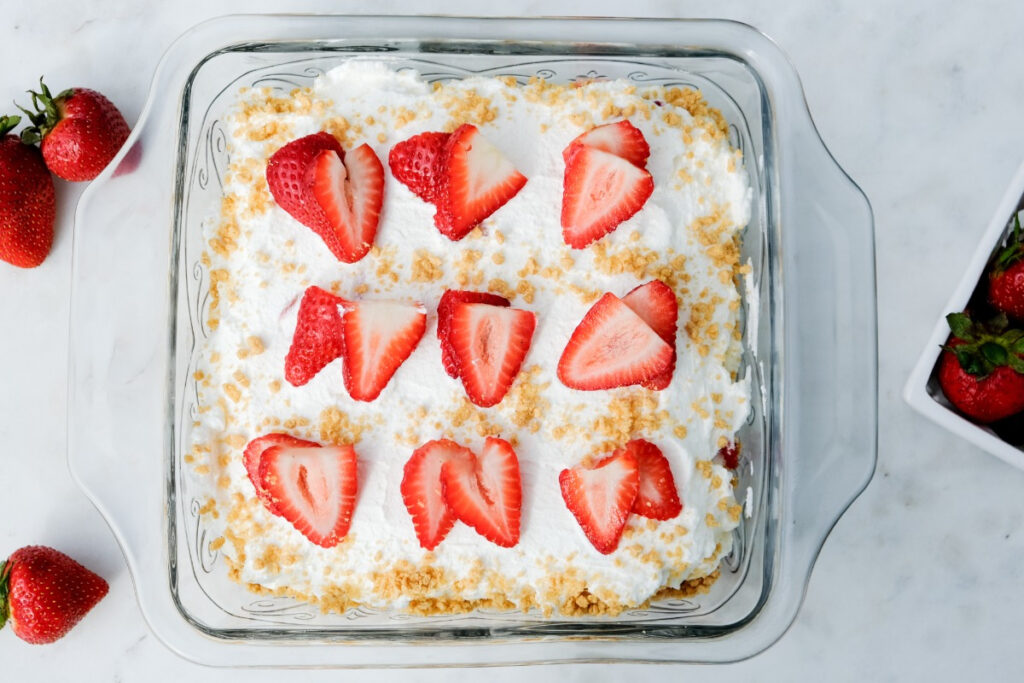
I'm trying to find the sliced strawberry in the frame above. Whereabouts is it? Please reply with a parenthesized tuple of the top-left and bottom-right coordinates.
(400, 439, 474, 550)
(284, 285, 347, 386)
(562, 120, 650, 168)
(266, 132, 344, 247)
(622, 280, 678, 390)
(341, 299, 427, 401)
(717, 442, 740, 469)
(560, 145, 653, 249)
(312, 143, 384, 263)
(559, 449, 640, 554)
(434, 124, 527, 240)
(243, 433, 320, 510)
(449, 303, 536, 407)
(388, 131, 450, 203)
(441, 437, 522, 547)
(624, 439, 682, 520)
(437, 290, 510, 379)
(557, 292, 673, 390)
(259, 443, 358, 548)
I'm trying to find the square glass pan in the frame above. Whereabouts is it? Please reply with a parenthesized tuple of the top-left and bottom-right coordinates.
(68, 15, 876, 667)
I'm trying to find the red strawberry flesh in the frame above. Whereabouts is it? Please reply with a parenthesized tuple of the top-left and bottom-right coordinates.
(311, 143, 384, 264)
(434, 124, 527, 240)
(400, 439, 474, 550)
(437, 289, 510, 379)
(625, 439, 682, 520)
(450, 302, 536, 407)
(389, 131, 450, 203)
(718, 442, 740, 470)
(622, 280, 678, 390)
(259, 443, 358, 548)
(562, 120, 650, 169)
(1, 546, 109, 644)
(557, 292, 673, 390)
(559, 450, 639, 554)
(285, 285, 347, 386)
(267, 132, 343, 228)
(243, 433, 320, 510)
(341, 299, 427, 401)
(441, 437, 522, 547)
(561, 144, 653, 249)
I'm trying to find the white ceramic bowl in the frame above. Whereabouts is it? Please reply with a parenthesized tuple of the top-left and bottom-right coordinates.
(904, 159, 1024, 470)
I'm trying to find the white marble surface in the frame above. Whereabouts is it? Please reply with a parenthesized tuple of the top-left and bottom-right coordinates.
(2, 0, 1021, 679)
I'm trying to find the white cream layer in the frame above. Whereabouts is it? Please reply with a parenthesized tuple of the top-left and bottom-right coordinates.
(188, 61, 752, 612)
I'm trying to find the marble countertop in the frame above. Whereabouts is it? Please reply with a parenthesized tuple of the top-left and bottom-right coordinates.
(2, 1, 1020, 680)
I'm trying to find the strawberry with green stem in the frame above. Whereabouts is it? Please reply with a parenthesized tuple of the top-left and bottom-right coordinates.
(0, 114, 56, 268)
(938, 312, 1024, 423)
(989, 215, 1024, 320)
(18, 78, 130, 182)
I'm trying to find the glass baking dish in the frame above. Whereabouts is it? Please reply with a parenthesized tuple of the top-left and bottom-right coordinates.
(67, 15, 876, 667)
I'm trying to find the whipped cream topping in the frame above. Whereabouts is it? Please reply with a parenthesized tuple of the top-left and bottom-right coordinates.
(187, 60, 752, 615)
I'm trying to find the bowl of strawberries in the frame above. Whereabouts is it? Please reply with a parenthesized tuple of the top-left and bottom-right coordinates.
(906, 161, 1024, 469)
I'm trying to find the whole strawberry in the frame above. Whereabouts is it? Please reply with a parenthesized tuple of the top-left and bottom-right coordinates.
(938, 312, 1024, 423)
(0, 115, 56, 268)
(989, 216, 1024, 320)
(0, 545, 108, 644)
(19, 78, 130, 182)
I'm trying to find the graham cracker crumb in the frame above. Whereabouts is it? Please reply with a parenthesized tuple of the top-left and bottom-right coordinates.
(501, 365, 550, 433)
(695, 460, 713, 479)
(568, 283, 602, 303)
(446, 398, 505, 439)
(487, 278, 516, 301)
(728, 504, 743, 522)
(591, 392, 670, 449)
(516, 279, 536, 304)
(591, 242, 691, 292)
(371, 245, 401, 284)
(237, 335, 265, 359)
(436, 86, 499, 130)
(455, 249, 484, 289)
(410, 249, 444, 282)
(223, 383, 242, 403)
(319, 406, 370, 444)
